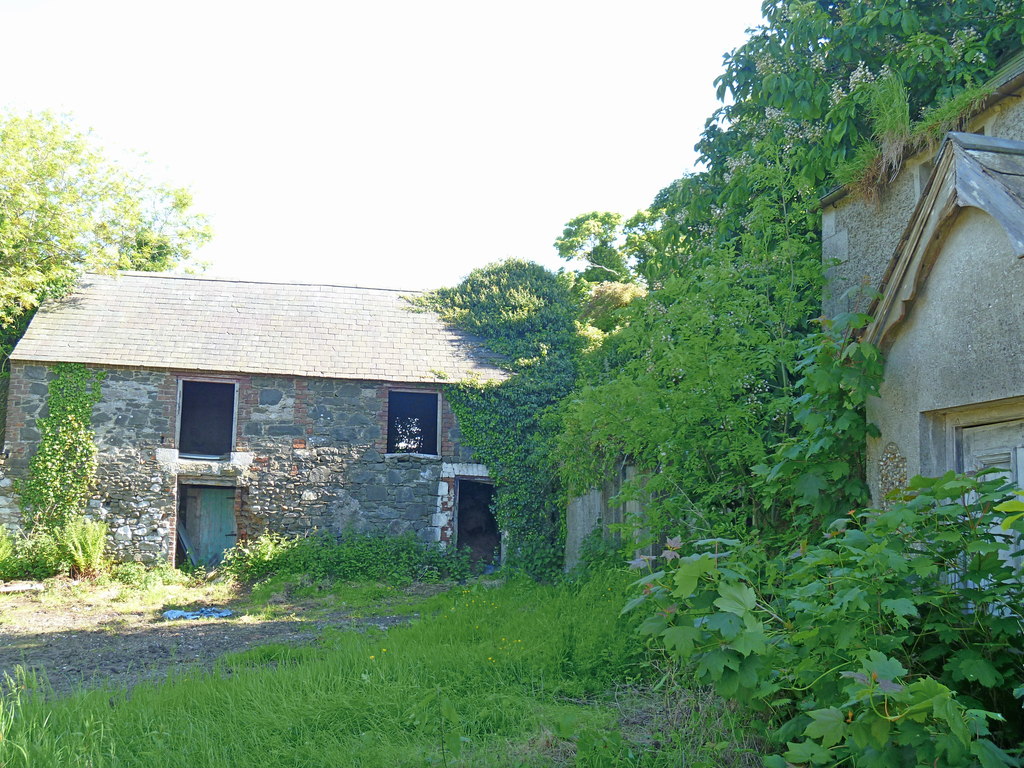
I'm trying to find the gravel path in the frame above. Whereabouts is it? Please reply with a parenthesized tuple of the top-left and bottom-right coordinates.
(0, 582, 425, 696)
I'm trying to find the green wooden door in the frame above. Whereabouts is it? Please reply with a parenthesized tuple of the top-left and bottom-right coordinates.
(197, 487, 237, 566)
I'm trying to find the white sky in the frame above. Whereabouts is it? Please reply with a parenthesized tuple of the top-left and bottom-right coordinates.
(1, 0, 764, 290)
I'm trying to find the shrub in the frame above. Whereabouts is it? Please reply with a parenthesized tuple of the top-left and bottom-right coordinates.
(110, 560, 191, 589)
(0, 528, 68, 581)
(222, 531, 474, 585)
(628, 471, 1024, 765)
(572, 530, 627, 579)
(109, 561, 147, 587)
(62, 515, 109, 578)
(0, 527, 14, 573)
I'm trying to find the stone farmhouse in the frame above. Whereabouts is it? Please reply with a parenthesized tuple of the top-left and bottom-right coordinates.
(823, 51, 1024, 504)
(0, 272, 506, 566)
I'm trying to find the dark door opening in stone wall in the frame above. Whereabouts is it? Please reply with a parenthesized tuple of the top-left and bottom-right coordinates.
(176, 484, 237, 567)
(456, 479, 499, 564)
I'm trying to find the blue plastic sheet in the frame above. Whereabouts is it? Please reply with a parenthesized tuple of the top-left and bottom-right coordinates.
(162, 607, 234, 620)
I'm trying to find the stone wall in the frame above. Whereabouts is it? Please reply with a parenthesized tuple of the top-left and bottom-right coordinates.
(0, 362, 480, 563)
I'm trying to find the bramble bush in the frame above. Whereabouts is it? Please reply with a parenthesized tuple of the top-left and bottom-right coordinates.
(221, 530, 474, 585)
(627, 471, 1024, 766)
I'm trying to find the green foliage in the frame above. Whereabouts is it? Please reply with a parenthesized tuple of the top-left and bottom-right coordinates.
(754, 312, 883, 530)
(558, 3, 1022, 547)
(0, 527, 68, 581)
(419, 260, 583, 577)
(0, 111, 211, 374)
(579, 281, 646, 335)
(558, 167, 823, 536)
(0, 516, 114, 581)
(18, 363, 104, 531)
(0, 526, 12, 567)
(109, 560, 192, 589)
(573, 530, 628, 578)
(0, 573, 669, 767)
(62, 515, 110, 578)
(221, 530, 474, 585)
(627, 472, 1024, 763)
(554, 211, 634, 284)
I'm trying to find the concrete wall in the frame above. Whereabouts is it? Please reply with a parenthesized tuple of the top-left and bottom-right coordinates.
(823, 82, 1024, 319)
(865, 207, 1024, 500)
(0, 362, 482, 563)
(564, 464, 646, 571)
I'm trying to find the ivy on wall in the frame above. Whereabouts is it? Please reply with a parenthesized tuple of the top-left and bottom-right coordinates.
(18, 363, 105, 531)
(417, 260, 582, 578)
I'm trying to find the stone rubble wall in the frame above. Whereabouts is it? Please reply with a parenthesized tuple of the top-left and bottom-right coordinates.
(0, 361, 481, 563)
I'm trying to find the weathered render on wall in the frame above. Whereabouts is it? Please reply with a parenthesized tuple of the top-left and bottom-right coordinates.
(821, 54, 1024, 503)
(564, 465, 648, 571)
(0, 273, 501, 563)
(823, 56, 1024, 319)
(865, 208, 1024, 498)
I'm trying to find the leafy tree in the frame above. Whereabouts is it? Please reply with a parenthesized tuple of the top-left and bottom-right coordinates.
(554, 211, 632, 284)
(557, 2, 1024, 540)
(0, 111, 211, 373)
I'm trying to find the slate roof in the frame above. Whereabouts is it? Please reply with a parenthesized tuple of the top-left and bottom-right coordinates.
(11, 273, 508, 384)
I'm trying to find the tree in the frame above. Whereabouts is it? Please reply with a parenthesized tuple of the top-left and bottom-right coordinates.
(557, 1, 1024, 539)
(554, 211, 632, 283)
(0, 111, 211, 372)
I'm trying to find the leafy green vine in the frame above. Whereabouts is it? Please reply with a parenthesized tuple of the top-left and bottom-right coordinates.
(417, 260, 582, 578)
(18, 363, 105, 531)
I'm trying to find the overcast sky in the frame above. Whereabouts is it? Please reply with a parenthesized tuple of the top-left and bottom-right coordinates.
(1, 0, 764, 290)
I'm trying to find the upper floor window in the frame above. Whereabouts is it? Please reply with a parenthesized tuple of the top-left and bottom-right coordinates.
(178, 380, 236, 458)
(387, 390, 439, 455)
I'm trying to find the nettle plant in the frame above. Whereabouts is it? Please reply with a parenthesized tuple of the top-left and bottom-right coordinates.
(626, 472, 1024, 766)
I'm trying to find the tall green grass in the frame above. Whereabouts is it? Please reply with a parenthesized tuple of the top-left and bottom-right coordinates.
(0, 573, 756, 767)
(0, 574, 626, 767)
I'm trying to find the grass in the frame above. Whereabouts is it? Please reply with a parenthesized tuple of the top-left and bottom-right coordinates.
(0, 572, 758, 767)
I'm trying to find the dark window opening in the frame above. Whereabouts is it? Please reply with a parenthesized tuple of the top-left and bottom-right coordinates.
(179, 381, 235, 457)
(387, 391, 438, 454)
(457, 479, 499, 565)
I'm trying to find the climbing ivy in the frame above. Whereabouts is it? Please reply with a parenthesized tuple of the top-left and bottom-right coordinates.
(18, 363, 105, 531)
(417, 260, 582, 578)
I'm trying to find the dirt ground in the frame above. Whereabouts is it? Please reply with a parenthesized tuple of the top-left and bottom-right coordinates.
(0, 579, 443, 696)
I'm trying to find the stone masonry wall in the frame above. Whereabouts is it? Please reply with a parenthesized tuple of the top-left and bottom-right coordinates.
(0, 361, 480, 563)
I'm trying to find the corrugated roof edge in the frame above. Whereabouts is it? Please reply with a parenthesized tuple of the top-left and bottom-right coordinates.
(819, 47, 1024, 209)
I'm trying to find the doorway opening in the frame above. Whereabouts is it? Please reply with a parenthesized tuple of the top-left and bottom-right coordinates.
(176, 484, 238, 567)
(456, 479, 499, 565)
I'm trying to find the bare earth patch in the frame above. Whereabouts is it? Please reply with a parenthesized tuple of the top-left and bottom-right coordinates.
(0, 579, 445, 696)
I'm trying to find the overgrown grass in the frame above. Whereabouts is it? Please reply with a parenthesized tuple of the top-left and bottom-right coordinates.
(0, 572, 755, 767)
(221, 531, 475, 585)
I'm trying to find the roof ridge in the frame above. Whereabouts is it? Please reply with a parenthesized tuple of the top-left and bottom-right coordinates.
(98, 271, 426, 294)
